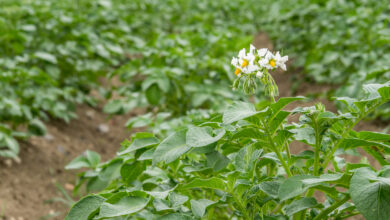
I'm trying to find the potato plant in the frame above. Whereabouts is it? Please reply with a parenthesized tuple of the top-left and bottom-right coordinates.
(66, 45, 390, 219)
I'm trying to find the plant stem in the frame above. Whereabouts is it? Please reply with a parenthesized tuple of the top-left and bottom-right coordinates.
(313, 120, 321, 176)
(313, 194, 351, 220)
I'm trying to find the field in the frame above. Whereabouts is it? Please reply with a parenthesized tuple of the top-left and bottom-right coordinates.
(1, 0, 390, 220)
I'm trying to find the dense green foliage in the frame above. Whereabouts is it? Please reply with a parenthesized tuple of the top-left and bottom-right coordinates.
(260, 0, 390, 118)
(0, 0, 261, 157)
(66, 80, 390, 219)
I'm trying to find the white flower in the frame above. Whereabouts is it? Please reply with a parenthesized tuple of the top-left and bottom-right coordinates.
(231, 46, 259, 75)
(257, 48, 268, 57)
(258, 51, 276, 70)
(256, 71, 263, 78)
(274, 52, 288, 71)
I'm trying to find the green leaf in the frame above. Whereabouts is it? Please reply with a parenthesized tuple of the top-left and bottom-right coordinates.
(169, 192, 188, 208)
(357, 131, 390, 142)
(223, 101, 267, 124)
(340, 138, 390, 150)
(279, 174, 345, 201)
(257, 181, 280, 199)
(158, 213, 193, 220)
(269, 111, 290, 134)
(145, 84, 162, 105)
(35, 51, 57, 64)
(86, 150, 101, 168)
(283, 197, 318, 216)
(98, 159, 122, 181)
(186, 126, 225, 148)
(120, 162, 144, 185)
(153, 130, 191, 164)
(190, 199, 216, 218)
(378, 85, 390, 100)
(28, 119, 46, 136)
(103, 100, 124, 114)
(206, 151, 230, 171)
(278, 176, 312, 201)
(350, 168, 390, 220)
(96, 196, 149, 219)
(180, 177, 226, 191)
(65, 156, 89, 170)
(119, 136, 159, 155)
(65, 195, 105, 220)
(270, 96, 305, 117)
(291, 127, 316, 146)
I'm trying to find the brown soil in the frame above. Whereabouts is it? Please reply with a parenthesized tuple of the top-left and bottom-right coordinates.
(0, 104, 142, 220)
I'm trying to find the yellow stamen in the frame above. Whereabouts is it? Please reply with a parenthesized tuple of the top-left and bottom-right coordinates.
(234, 68, 241, 76)
(241, 59, 249, 68)
(269, 59, 276, 68)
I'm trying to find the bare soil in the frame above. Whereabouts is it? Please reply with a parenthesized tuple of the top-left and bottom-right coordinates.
(0, 105, 142, 220)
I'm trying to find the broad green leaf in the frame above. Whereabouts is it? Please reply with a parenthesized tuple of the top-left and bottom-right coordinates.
(357, 131, 390, 142)
(301, 173, 343, 185)
(186, 126, 225, 148)
(257, 181, 280, 199)
(169, 192, 188, 207)
(180, 177, 226, 191)
(223, 101, 267, 124)
(120, 162, 144, 185)
(378, 85, 390, 100)
(351, 168, 390, 220)
(86, 150, 101, 168)
(339, 138, 390, 150)
(278, 175, 314, 201)
(158, 213, 192, 220)
(103, 100, 124, 114)
(65, 155, 90, 170)
(153, 199, 171, 211)
(269, 111, 290, 134)
(190, 199, 216, 218)
(270, 96, 305, 118)
(145, 84, 162, 105)
(283, 197, 318, 216)
(206, 151, 230, 171)
(65, 195, 105, 220)
(291, 127, 315, 146)
(119, 136, 159, 155)
(35, 51, 57, 64)
(96, 196, 149, 219)
(98, 159, 122, 181)
(27, 119, 46, 136)
(153, 130, 191, 164)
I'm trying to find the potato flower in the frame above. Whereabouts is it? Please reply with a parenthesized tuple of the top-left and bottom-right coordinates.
(231, 44, 260, 76)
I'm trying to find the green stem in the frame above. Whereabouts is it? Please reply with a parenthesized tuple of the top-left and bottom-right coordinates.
(313, 195, 351, 220)
(313, 120, 321, 176)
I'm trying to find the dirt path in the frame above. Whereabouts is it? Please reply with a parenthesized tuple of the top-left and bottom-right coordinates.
(0, 104, 141, 220)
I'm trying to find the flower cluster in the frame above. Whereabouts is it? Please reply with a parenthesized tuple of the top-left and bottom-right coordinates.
(231, 44, 288, 78)
(231, 45, 288, 98)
